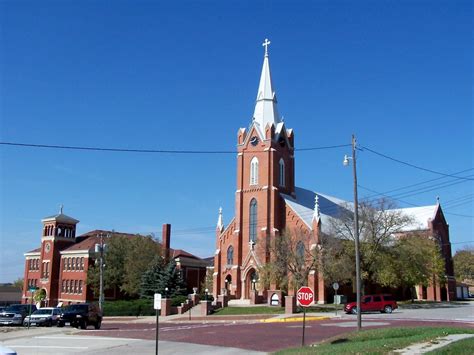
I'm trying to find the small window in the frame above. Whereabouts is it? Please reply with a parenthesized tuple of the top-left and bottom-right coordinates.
(279, 158, 285, 187)
(227, 246, 234, 265)
(249, 199, 258, 243)
(373, 296, 382, 302)
(363, 296, 371, 303)
(250, 157, 259, 185)
(296, 241, 305, 260)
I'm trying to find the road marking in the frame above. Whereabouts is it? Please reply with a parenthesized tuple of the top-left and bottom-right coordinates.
(321, 321, 390, 327)
(36, 335, 141, 341)
(362, 316, 474, 324)
(8, 345, 88, 349)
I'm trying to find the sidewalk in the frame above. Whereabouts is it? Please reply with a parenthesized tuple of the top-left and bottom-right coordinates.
(394, 334, 474, 354)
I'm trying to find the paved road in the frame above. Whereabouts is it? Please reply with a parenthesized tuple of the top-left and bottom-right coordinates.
(0, 327, 265, 354)
(1, 302, 472, 354)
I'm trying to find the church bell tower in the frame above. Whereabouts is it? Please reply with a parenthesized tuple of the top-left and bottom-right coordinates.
(232, 39, 295, 299)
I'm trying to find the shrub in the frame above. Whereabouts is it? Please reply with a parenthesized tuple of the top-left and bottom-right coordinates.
(171, 295, 188, 307)
(103, 299, 155, 316)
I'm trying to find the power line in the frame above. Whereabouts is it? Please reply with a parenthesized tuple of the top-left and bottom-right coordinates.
(0, 141, 350, 154)
(360, 145, 474, 181)
(358, 184, 474, 218)
(362, 168, 474, 200)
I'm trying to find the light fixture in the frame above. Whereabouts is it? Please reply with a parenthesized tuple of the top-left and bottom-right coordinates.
(343, 154, 351, 166)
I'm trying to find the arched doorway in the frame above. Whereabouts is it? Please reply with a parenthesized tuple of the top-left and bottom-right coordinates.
(225, 275, 232, 296)
(245, 269, 258, 299)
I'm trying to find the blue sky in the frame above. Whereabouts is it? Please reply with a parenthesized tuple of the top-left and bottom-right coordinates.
(0, 0, 472, 283)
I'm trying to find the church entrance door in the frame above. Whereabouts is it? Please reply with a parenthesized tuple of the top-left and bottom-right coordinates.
(245, 269, 258, 299)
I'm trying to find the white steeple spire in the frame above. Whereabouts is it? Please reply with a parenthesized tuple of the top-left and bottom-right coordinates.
(217, 207, 224, 232)
(252, 38, 281, 134)
(312, 194, 320, 223)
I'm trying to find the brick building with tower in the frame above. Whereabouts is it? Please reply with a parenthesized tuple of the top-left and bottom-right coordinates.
(212, 40, 456, 304)
(22, 210, 209, 306)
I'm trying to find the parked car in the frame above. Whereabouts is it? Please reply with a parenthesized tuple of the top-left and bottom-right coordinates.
(344, 294, 398, 314)
(0, 304, 37, 326)
(57, 303, 102, 329)
(23, 307, 61, 327)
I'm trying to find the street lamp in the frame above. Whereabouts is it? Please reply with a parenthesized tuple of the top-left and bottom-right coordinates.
(95, 233, 108, 312)
(165, 287, 169, 298)
(252, 279, 256, 291)
(343, 134, 362, 331)
(205, 288, 209, 301)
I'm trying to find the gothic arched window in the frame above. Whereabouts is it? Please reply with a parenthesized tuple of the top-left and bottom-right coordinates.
(249, 198, 258, 243)
(250, 157, 259, 185)
(227, 246, 234, 265)
(296, 241, 305, 260)
(279, 158, 285, 187)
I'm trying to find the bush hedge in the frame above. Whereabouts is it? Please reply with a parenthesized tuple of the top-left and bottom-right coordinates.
(103, 295, 191, 316)
(103, 299, 155, 316)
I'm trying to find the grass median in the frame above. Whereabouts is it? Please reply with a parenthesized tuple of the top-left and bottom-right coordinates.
(212, 306, 285, 315)
(276, 326, 474, 354)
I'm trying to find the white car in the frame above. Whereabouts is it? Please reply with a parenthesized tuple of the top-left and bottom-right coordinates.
(23, 307, 61, 327)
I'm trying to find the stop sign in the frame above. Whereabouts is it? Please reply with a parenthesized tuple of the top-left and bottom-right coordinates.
(297, 286, 314, 307)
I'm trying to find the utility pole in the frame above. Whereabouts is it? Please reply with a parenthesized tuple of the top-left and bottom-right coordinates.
(344, 134, 362, 331)
(352, 134, 362, 331)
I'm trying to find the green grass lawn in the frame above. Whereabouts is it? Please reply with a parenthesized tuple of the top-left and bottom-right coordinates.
(212, 306, 285, 315)
(295, 304, 344, 313)
(428, 336, 474, 354)
(276, 327, 474, 354)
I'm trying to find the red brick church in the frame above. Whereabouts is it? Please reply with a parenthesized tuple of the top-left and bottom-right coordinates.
(212, 40, 456, 304)
(22, 208, 209, 306)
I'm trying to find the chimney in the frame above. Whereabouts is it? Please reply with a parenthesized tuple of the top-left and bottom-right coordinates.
(162, 224, 171, 261)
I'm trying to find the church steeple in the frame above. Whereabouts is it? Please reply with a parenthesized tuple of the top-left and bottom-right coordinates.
(252, 38, 281, 135)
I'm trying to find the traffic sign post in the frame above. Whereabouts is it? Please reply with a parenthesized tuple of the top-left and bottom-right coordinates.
(28, 286, 39, 330)
(297, 286, 314, 347)
(154, 293, 162, 355)
(332, 282, 339, 316)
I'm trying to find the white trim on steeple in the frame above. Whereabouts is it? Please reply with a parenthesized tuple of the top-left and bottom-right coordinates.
(252, 38, 281, 137)
(312, 193, 320, 223)
(217, 207, 224, 232)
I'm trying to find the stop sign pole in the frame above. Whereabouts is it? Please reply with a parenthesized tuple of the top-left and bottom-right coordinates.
(297, 286, 314, 347)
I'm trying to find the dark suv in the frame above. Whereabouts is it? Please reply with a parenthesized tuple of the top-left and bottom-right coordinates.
(344, 294, 398, 314)
(0, 304, 37, 326)
(57, 303, 102, 329)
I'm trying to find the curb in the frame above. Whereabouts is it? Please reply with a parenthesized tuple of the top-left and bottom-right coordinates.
(261, 316, 330, 323)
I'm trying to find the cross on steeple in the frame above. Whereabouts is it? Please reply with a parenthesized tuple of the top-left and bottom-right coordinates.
(262, 38, 271, 57)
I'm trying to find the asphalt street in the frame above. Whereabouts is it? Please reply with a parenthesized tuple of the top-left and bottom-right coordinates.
(1, 302, 472, 354)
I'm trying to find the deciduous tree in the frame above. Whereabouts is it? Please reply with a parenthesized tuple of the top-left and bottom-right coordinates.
(258, 229, 318, 293)
(453, 247, 474, 281)
(328, 198, 414, 290)
(87, 233, 162, 297)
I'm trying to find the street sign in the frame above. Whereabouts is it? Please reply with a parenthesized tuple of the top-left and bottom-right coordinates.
(154, 293, 162, 310)
(297, 286, 314, 307)
(332, 282, 339, 291)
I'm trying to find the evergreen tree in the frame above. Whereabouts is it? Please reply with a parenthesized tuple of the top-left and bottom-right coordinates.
(139, 256, 164, 299)
(157, 259, 187, 298)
